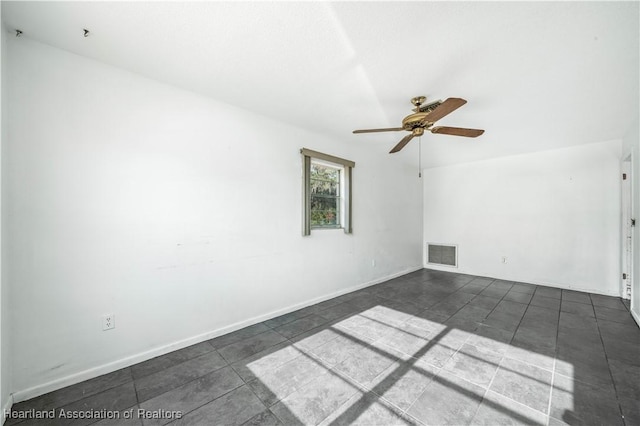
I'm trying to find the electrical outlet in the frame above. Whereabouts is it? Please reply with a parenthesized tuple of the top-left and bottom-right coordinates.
(501, 256, 507, 264)
(102, 314, 115, 331)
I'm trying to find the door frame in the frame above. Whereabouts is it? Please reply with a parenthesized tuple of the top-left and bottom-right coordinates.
(622, 154, 633, 301)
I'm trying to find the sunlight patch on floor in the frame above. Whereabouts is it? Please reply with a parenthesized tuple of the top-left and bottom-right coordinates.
(245, 303, 569, 425)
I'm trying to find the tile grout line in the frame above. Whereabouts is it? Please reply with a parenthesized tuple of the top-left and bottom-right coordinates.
(503, 287, 557, 369)
(440, 280, 510, 373)
(546, 289, 586, 424)
(130, 342, 217, 382)
(228, 338, 304, 425)
(132, 352, 237, 417)
(323, 275, 471, 424)
(476, 355, 553, 419)
(400, 278, 507, 423)
(592, 302, 628, 426)
(445, 281, 512, 424)
(13, 370, 138, 426)
(545, 303, 561, 426)
(291, 350, 402, 426)
(30, 379, 139, 426)
(460, 279, 521, 346)
(361, 295, 445, 415)
(9, 367, 136, 415)
(152, 363, 255, 426)
(463, 280, 557, 424)
(162, 381, 247, 426)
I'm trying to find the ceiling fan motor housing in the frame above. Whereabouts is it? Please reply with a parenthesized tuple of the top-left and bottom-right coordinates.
(403, 99, 443, 130)
(402, 113, 432, 131)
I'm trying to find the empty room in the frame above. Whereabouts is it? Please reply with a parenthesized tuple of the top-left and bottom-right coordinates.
(0, 1, 639, 426)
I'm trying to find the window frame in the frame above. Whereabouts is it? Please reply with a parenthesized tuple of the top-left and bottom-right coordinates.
(301, 148, 354, 236)
(309, 160, 343, 229)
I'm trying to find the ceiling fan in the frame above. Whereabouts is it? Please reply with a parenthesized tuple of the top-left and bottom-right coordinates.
(353, 96, 484, 153)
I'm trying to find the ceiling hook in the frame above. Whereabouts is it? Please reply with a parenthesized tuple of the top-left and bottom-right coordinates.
(83, 29, 90, 37)
(16, 29, 22, 37)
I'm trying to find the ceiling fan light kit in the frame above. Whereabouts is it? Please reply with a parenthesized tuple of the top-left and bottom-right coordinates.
(353, 96, 485, 153)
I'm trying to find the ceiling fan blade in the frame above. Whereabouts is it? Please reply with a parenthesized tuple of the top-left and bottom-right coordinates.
(353, 127, 405, 134)
(389, 133, 415, 153)
(431, 126, 485, 137)
(421, 97, 467, 124)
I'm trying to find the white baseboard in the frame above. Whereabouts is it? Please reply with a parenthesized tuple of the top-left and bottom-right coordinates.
(423, 265, 622, 297)
(631, 308, 640, 328)
(12, 266, 423, 403)
(2, 394, 13, 425)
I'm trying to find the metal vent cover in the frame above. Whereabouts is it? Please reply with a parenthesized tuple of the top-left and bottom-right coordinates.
(427, 243, 458, 267)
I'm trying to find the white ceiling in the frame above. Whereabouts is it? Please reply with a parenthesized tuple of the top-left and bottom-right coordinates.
(3, 1, 639, 167)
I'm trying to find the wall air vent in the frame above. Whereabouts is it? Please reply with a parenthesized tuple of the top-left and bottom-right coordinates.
(427, 243, 458, 267)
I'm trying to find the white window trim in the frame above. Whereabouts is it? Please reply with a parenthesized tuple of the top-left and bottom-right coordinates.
(301, 148, 354, 236)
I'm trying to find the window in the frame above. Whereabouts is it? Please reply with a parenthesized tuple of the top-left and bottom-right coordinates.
(301, 148, 355, 235)
(310, 162, 341, 228)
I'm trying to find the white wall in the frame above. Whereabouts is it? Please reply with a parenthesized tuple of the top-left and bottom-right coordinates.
(423, 140, 622, 295)
(5, 37, 423, 399)
(622, 116, 640, 325)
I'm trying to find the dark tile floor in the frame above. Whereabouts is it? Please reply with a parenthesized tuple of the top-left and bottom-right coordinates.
(5, 269, 640, 426)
